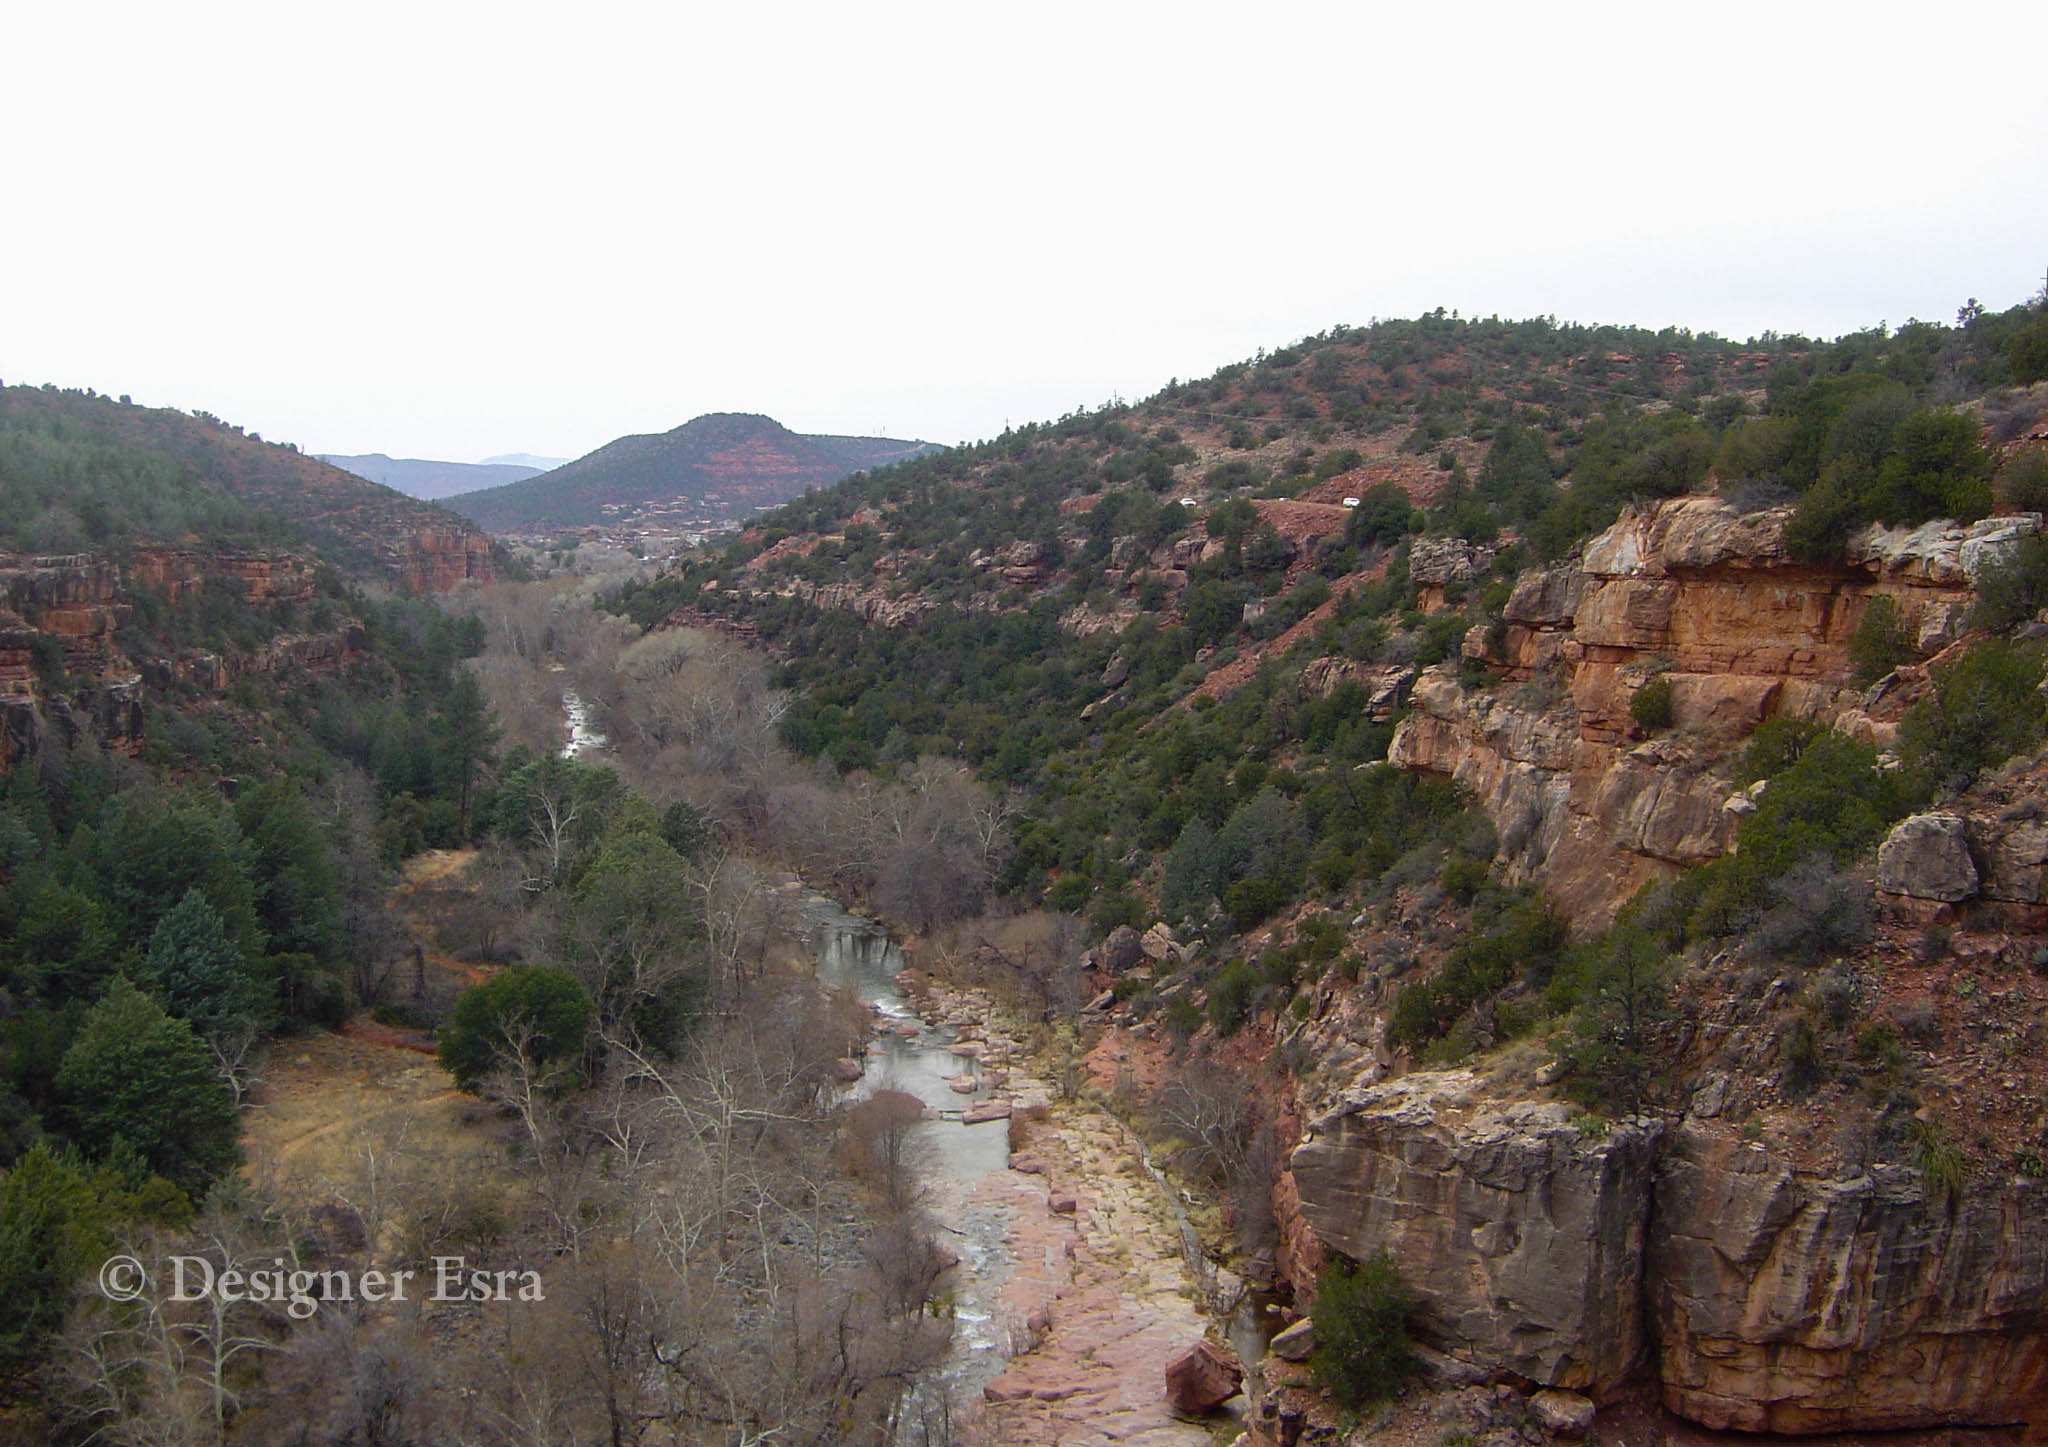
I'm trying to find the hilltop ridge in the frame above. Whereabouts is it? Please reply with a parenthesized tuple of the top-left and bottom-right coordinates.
(444, 411, 942, 535)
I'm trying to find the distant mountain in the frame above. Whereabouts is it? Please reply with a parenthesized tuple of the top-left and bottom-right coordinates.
(319, 452, 544, 501)
(2, 384, 497, 591)
(482, 452, 571, 471)
(443, 413, 942, 533)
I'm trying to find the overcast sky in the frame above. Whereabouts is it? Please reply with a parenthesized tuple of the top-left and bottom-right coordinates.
(5, 1, 2044, 464)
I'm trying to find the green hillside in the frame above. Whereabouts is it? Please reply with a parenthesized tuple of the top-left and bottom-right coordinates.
(614, 300, 2048, 931)
(0, 384, 497, 586)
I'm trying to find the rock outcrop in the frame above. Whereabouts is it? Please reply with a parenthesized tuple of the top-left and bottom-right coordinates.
(1389, 499, 2043, 924)
(1652, 1124, 2048, 1432)
(129, 545, 314, 606)
(1287, 1075, 2048, 1433)
(0, 547, 369, 769)
(1288, 1071, 1663, 1397)
(392, 527, 495, 594)
(0, 553, 128, 669)
(1875, 812, 1979, 902)
(773, 578, 934, 628)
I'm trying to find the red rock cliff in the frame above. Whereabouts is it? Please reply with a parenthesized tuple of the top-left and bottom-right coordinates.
(1388, 498, 2043, 925)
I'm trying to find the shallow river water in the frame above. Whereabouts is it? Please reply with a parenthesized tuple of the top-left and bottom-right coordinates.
(798, 897, 1022, 1420)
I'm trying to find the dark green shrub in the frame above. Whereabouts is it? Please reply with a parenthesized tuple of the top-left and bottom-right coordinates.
(1309, 1251, 1416, 1409)
(1206, 959, 1260, 1035)
(1970, 535, 2048, 633)
(1997, 449, 2048, 513)
(53, 979, 239, 1197)
(1561, 915, 1670, 1112)
(1629, 676, 1675, 733)
(1387, 937, 1514, 1046)
(1780, 1015, 1825, 1098)
(1440, 853, 1488, 904)
(1855, 1019, 1905, 1073)
(1691, 729, 1922, 938)
(1899, 639, 2047, 790)
(437, 964, 593, 1092)
(1089, 889, 1147, 936)
(1848, 596, 1914, 685)
(2010, 312, 2048, 385)
(1733, 715, 1824, 783)
(659, 798, 712, 859)
(1344, 483, 1417, 548)
(1046, 874, 1092, 914)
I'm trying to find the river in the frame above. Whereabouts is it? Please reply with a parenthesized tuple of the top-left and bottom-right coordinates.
(557, 680, 608, 757)
(798, 898, 1239, 1445)
(797, 897, 1019, 1426)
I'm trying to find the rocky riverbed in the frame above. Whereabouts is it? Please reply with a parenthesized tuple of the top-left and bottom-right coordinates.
(897, 973, 1232, 1447)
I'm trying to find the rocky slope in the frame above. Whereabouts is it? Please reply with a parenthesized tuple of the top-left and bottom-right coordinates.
(631, 309, 2048, 1438)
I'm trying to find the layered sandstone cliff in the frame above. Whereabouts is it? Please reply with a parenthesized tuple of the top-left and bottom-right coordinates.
(393, 527, 495, 594)
(130, 545, 315, 606)
(0, 548, 365, 767)
(1653, 1124, 2048, 1432)
(1290, 1071, 1661, 1397)
(1285, 1078, 2048, 1432)
(0, 553, 128, 673)
(1388, 498, 2043, 923)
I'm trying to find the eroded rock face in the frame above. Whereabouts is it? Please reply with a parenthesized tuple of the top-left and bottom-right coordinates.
(0, 553, 127, 669)
(388, 528, 494, 594)
(1652, 1124, 2048, 1432)
(1288, 1071, 1662, 1397)
(776, 578, 934, 628)
(1288, 1082, 2048, 1433)
(1389, 499, 2040, 926)
(129, 545, 315, 606)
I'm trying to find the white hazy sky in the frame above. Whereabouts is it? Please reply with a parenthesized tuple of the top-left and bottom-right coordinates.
(4, 1, 2044, 463)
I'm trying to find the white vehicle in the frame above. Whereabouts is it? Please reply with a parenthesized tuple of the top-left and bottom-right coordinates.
(1342, 497, 1362, 508)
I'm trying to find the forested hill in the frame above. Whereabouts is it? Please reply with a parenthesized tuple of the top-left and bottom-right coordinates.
(0, 384, 498, 591)
(623, 303, 2048, 677)
(614, 299, 2048, 935)
(444, 411, 942, 533)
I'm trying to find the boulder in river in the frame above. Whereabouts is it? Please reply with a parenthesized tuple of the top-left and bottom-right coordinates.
(1164, 1338, 1242, 1413)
